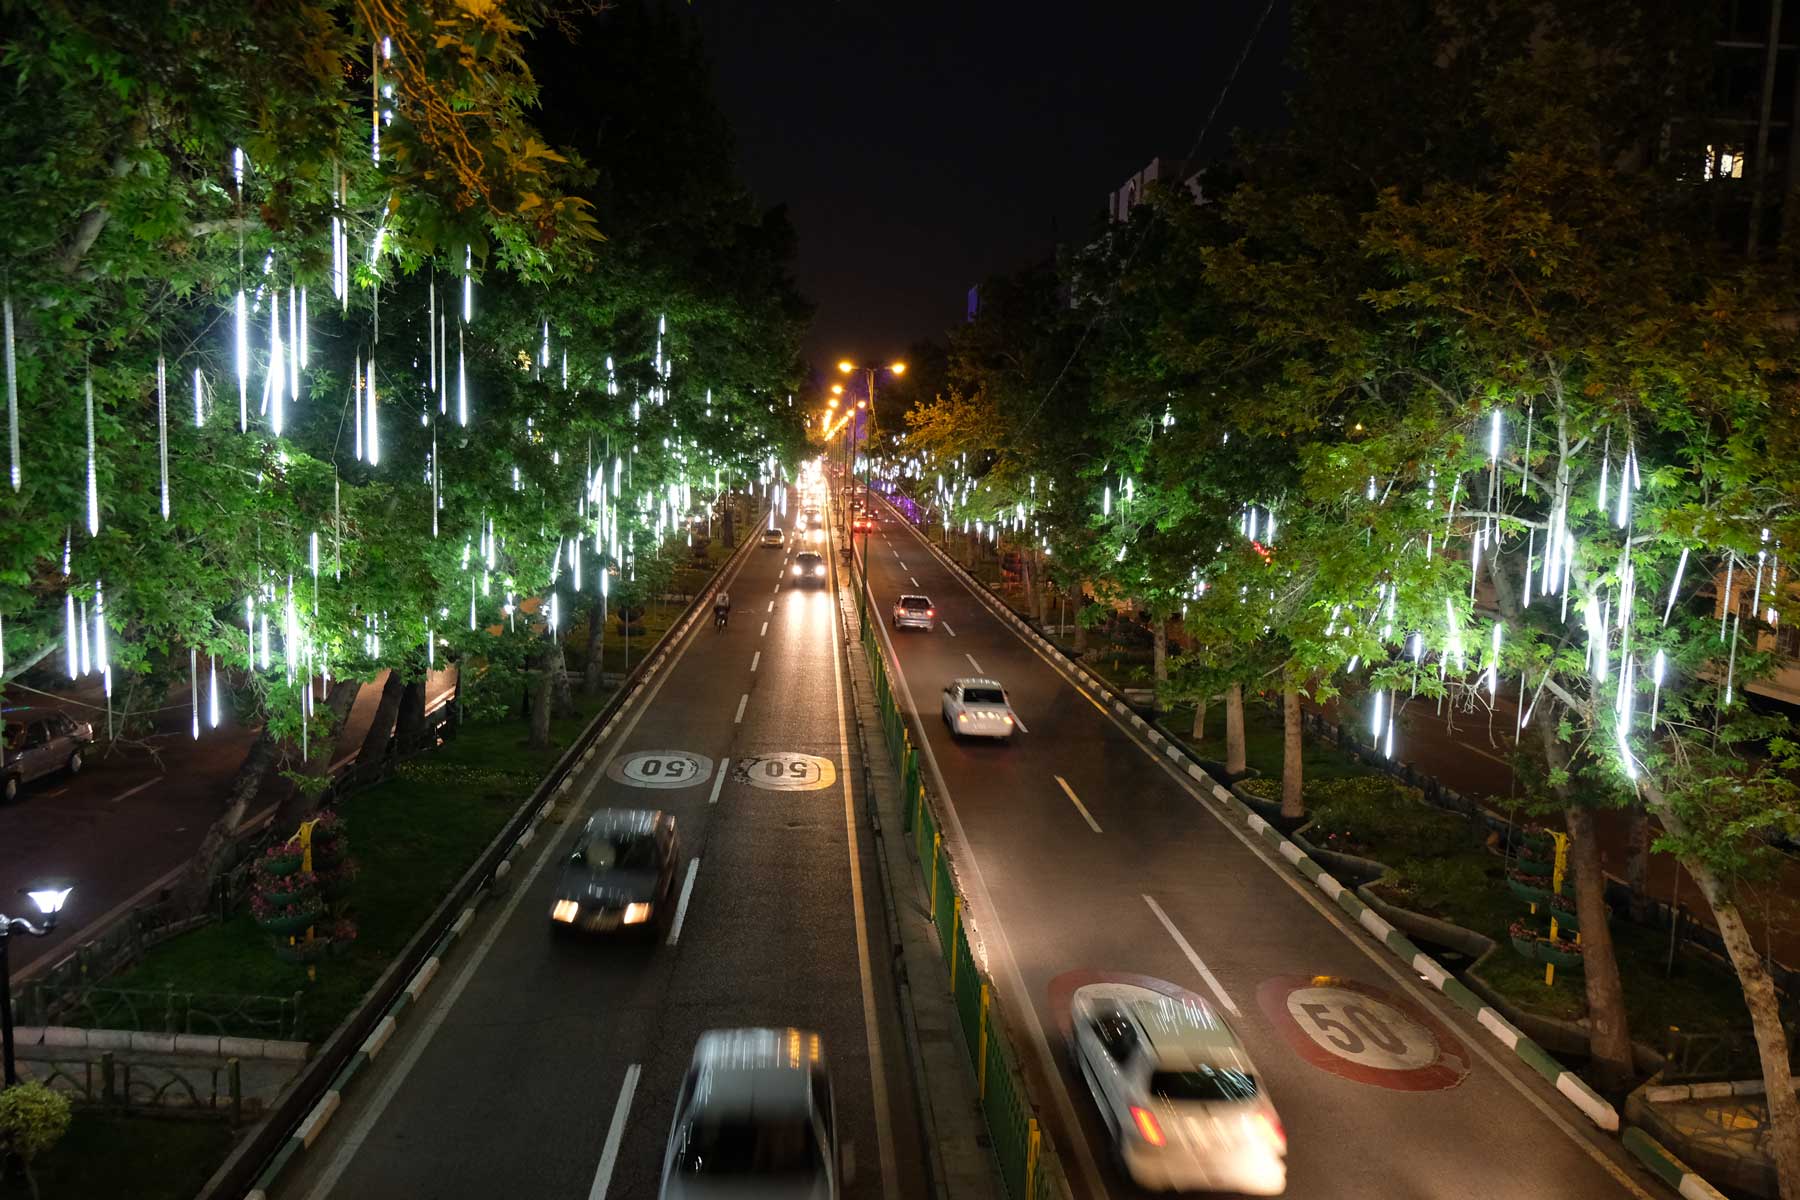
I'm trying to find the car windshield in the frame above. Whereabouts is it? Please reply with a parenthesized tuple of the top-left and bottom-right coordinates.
(900, 597, 930, 610)
(963, 687, 1005, 705)
(574, 834, 657, 871)
(1150, 1067, 1259, 1102)
(678, 1116, 823, 1177)
(798, 554, 821, 565)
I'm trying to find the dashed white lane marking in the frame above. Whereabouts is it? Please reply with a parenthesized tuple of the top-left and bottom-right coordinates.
(708, 759, 729, 805)
(942, 622, 956, 637)
(734, 694, 749, 724)
(666, 858, 700, 945)
(1054, 775, 1102, 833)
(109, 778, 159, 804)
(910, 576, 920, 586)
(768, 600, 775, 612)
(585, 1063, 640, 1200)
(965, 653, 984, 673)
(751, 651, 761, 672)
(1143, 894, 1241, 1016)
(760, 621, 768, 636)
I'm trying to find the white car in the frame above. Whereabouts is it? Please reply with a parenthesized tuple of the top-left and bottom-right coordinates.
(659, 1027, 843, 1200)
(892, 594, 935, 631)
(940, 677, 1017, 740)
(1069, 982, 1286, 1195)
(760, 526, 786, 548)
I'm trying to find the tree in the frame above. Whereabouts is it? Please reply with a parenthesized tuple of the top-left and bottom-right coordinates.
(0, 1081, 72, 1200)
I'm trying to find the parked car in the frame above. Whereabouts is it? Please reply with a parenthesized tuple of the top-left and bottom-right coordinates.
(659, 1027, 844, 1200)
(940, 678, 1017, 741)
(1068, 982, 1286, 1195)
(892, 594, 935, 631)
(2, 709, 95, 802)
(549, 809, 681, 936)
(791, 551, 827, 586)
(760, 526, 786, 548)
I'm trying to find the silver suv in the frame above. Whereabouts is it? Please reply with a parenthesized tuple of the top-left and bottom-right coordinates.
(3, 709, 96, 802)
(892, 594, 935, 631)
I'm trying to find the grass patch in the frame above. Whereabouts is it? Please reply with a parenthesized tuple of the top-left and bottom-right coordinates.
(1170, 699, 1375, 783)
(4, 1112, 235, 1200)
(108, 702, 600, 1042)
(1272, 775, 1753, 1041)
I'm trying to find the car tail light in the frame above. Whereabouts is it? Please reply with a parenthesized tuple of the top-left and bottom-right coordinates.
(1003, 714, 1013, 725)
(957, 713, 968, 723)
(1130, 1106, 1165, 1148)
(926, 609, 934, 617)
(1254, 1112, 1286, 1152)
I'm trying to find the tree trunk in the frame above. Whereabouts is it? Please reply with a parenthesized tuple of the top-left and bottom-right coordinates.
(172, 729, 280, 917)
(584, 592, 609, 696)
(1020, 553, 1039, 623)
(355, 670, 405, 779)
(1192, 697, 1207, 741)
(396, 677, 427, 754)
(1564, 808, 1636, 1091)
(1152, 615, 1169, 692)
(547, 635, 576, 718)
(1073, 588, 1089, 655)
(1642, 781, 1800, 1195)
(270, 679, 361, 833)
(1281, 687, 1304, 820)
(1622, 808, 1652, 921)
(529, 649, 555, 750)
(1225, 684, 1247, 778)
(723, 505, 736, 549)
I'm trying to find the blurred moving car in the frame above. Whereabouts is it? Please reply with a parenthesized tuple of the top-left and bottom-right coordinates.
(2, 709, 95, 802)
(891, 594, 935, 631)
(791, 551, 827, 586)
(1069, 982, 1287, 1195)
(851, 514, 875, 532)
(940, 678, 1017, 741)
(760, 526, 786, 548)
(549, 809, 681, 936)
(658, 1027, 844, 1200)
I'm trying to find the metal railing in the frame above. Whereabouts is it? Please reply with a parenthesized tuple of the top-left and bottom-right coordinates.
(23, 984, 303, 1041)
(21, 1049, 248, 1122)
(861, 617, 1070, 1200)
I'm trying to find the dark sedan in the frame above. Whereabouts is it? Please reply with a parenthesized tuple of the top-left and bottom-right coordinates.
(3, 708, 95, 802)
(549, 808, 681, 936)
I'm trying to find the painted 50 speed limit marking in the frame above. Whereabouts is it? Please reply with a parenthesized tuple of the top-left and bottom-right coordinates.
(1257, 975, 1470, 1091)
(608, 750, 714, 789)
(735, 752, 836, 791)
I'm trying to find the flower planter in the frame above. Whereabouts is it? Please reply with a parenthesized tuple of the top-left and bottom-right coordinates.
(256, 910, 323, 936)
(260, 853, 305, 878)
(274, 937, 329, 964)
(1513, 856, 1554, 877)
(258, 888, 312, 908)
(328, 936, 356, 958)
(1506, 876, 1553, 905)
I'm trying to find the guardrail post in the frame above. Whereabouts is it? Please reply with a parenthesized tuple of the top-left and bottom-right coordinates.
(978, 983, 990, 1098)
(229, 1057, 242, 1126)
(1026, 1116, 1041, 1198)
(101, 1051, 116, 1106)
(929, 831, 943, 920)
(949, 897, 962, 993)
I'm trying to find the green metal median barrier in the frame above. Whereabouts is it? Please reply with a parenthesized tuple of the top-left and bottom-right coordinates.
(861, 622, 1069, 1200)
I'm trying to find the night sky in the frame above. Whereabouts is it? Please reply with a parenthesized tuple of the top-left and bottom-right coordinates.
(692, 2, 1295, 371)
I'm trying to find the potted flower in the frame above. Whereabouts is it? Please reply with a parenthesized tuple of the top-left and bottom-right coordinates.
(251, 892, 325, 935)
(252, 868, 318, 908)
(328, 917, 359, 957)
(307, 810, 343, 847)
(1509, 920, 1586, 970)
(316, 858, 360, 900)
(258, 840, 306, 877)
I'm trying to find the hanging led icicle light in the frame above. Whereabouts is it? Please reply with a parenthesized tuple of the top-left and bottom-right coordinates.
(353, 357, 364, 460)
(463, 245, 473, 322)
(428, 281, 437, 396)
(235, 289, 249, 430)
(64, 594, 77, 678)
(93, 580, 108, 693)
(190, 648, 200, 740)
(457, 327, 467, 427)
(3, 292, 17, 492)
(245, 596, 254, 666)
(156, 356, 170, 519)
(1651, 648, 1667, 730)
(84, 371, 100, 536)
(540, 319, 550, 369)
(366, 357, 379, 465)
(1615, 446, 1634, 528)
(430, 429, 439, 537)
(209, 655, 220, 728)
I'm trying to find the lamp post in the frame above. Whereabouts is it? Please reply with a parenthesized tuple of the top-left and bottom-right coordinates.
(2, 885, 73, 1086)
(836, 360, 906, 627)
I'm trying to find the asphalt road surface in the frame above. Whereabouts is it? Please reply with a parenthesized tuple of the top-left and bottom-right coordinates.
(858, 494, 1658, 1200)
(275, 492, 926, 1200)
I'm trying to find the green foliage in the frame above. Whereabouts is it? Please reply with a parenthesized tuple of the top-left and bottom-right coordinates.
(0, 1081, 73, 1167)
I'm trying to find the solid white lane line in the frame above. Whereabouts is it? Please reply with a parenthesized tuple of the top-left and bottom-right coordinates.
(965, 653, 984, 673)
(760, 621, 768, 636)
(586, 1063, 640, 1200)
(829, 594, 902, 1197)
(942, 621, 956, 637)
(666, 859, 700, 945)
(1144, 894, 1240, 1015)
(109, 778, 159, 805)
(708, 759, 729, 805)
(751, 651, 761, 672)
(734, 693, 749, 724)
(1054, 776, 1102, 833)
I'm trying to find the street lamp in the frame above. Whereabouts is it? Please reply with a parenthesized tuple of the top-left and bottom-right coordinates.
(2, 884, 73, 1086)
(835, 359, 905, 626)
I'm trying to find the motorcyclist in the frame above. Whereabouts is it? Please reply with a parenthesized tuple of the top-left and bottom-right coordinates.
(713, 589, 731, 628)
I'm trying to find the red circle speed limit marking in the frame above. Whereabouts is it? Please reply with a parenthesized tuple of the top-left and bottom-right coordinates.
(1257, 976, 1470, 1091)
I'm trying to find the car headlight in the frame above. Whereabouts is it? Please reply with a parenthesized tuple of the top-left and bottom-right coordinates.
(812, 565, 823, 575)
(551, 899, 580, 924)
(622, 903, 653, 925)
(792, 565, 802, 575)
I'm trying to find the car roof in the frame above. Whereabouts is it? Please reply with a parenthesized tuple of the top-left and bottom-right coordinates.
(688, 1028, 826, 1116)
(898, 593, 931, 603)
(952, 677, 1005, 690)
(796, 549, 823, 559)
(579, 808, 664, 840)
(1078, 984, 1249, 1072)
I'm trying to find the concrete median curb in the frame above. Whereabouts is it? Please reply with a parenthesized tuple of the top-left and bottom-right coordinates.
(879, 490, 1623, 1136)
(237, 524, 761, 1200)
(1622, 1128, 1729, 1200)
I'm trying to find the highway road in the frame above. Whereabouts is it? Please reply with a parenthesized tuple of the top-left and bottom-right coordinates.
(274, 490, 927, 1200)
(858, 491, 1659, 1200)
